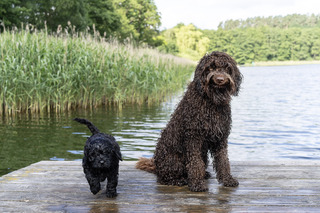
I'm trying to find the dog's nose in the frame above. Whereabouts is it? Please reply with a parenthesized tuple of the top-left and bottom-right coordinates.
(100, 160, 105, 164)
(216, 76, 225, 84)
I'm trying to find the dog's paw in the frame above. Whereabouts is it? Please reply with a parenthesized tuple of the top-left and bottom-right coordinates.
(172, 178, 188, 186)
(90, 184, 101, 195)
(223, 177, 239, 187)
(188, 181, 208, 192)
(106, 190, 117, 198)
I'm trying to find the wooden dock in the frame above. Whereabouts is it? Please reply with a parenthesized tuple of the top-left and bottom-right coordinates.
(1, 161, 320, 212)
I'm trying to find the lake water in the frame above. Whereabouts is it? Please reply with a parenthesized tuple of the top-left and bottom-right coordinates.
(1, 64, 320, 176)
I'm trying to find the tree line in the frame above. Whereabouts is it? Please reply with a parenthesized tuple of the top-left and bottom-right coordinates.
(218, 14, 320, 30)
(0, 0, 161, 45)
(1, 3, 320, 64)
(158, 14, 320, 64)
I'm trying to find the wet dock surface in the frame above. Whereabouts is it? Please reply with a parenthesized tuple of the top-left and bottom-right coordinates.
(1, 161, 320, 212)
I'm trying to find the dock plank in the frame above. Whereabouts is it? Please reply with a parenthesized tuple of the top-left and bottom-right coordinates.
(1, 161, 320, 212)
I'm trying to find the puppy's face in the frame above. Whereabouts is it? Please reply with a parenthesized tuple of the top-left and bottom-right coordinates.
(195, 51, 242, 101)
(86, 142, 113, 169)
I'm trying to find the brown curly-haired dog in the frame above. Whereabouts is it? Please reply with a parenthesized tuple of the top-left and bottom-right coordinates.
(136, 51, 242, 192)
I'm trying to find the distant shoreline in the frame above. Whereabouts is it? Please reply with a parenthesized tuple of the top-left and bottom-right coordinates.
(243, 60, 320, 67)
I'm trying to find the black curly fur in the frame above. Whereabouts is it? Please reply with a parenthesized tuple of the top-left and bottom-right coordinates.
(74, 118, 122, 197)
(136, 51, 242, 192)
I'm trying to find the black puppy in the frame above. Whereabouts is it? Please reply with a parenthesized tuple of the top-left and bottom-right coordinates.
(74, 118, 122, 197)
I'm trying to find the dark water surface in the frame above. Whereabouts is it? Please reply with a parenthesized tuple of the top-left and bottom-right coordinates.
(1, 64, 320, 176)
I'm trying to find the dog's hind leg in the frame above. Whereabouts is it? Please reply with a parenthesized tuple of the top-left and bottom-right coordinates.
(155, 154, 188, 186)
(212, 144, 239, 187)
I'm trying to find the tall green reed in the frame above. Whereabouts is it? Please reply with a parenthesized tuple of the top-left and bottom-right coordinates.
(0, 27, 195, 115)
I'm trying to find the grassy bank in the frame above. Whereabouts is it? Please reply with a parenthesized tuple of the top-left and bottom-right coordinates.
(0, 29, 195, 115)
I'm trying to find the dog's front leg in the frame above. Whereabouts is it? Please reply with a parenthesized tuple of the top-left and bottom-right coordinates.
(186, 142, 208, 192)
(105, 169, 119, 198)
(84, 171, 101, 194)
(213, 145, 239, 187)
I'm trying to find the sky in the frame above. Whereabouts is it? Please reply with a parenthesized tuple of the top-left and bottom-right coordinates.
(153, 0, 320, 30)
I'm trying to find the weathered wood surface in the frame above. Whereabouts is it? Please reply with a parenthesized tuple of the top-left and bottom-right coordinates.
(1, 161, 320, 212)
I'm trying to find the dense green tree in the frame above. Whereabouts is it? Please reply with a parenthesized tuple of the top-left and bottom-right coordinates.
(157, 27, 179, 53)
(134, 0, 161, 44)
(166, 14, 320, 64)
(0, 0, 27, 30)
(157, 24, 186, 53)
(2, 2, 319, 63)
(311, 40, 320, 60)
(0, 0, 162, 45)
(1, 0, 89, 32)
(158, 24, 210, 60)
(87, 0, 121, 36)
(48, 0, 89, 31)
(219, 14, 320, 30)
(310, 28, 320, 59)
(114, 0, 161, 44)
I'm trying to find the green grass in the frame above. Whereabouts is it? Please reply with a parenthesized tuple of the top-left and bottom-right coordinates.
(0, 28, 195, 115)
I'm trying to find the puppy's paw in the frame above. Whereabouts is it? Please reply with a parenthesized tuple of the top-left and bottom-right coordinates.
(90, 184, 101, 195)
(106, 190, 117, 198)
(223, 177, 239, 187)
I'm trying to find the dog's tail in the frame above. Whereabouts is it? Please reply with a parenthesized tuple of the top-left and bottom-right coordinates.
(135, 157, 156, 173)
(73, 118, 100, 135)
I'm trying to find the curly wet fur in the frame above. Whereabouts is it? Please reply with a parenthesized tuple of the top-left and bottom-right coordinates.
(136, 51, 242, 192)
(74, 118, 122, 197)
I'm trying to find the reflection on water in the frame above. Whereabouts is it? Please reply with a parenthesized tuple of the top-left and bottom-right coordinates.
(1, 64, 320, 176)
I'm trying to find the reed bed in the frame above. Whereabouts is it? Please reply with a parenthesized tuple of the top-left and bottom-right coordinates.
(0, 28, 195, 115)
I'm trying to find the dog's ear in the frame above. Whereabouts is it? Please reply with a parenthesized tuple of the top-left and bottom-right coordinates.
(113, 144, 123, 161)
(196, 79, 205, 96)
(82, 155, 90, 169)
(114, 149, 123, 161)
(84, 144, 95, 162)
(228, 62, 242, 96)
